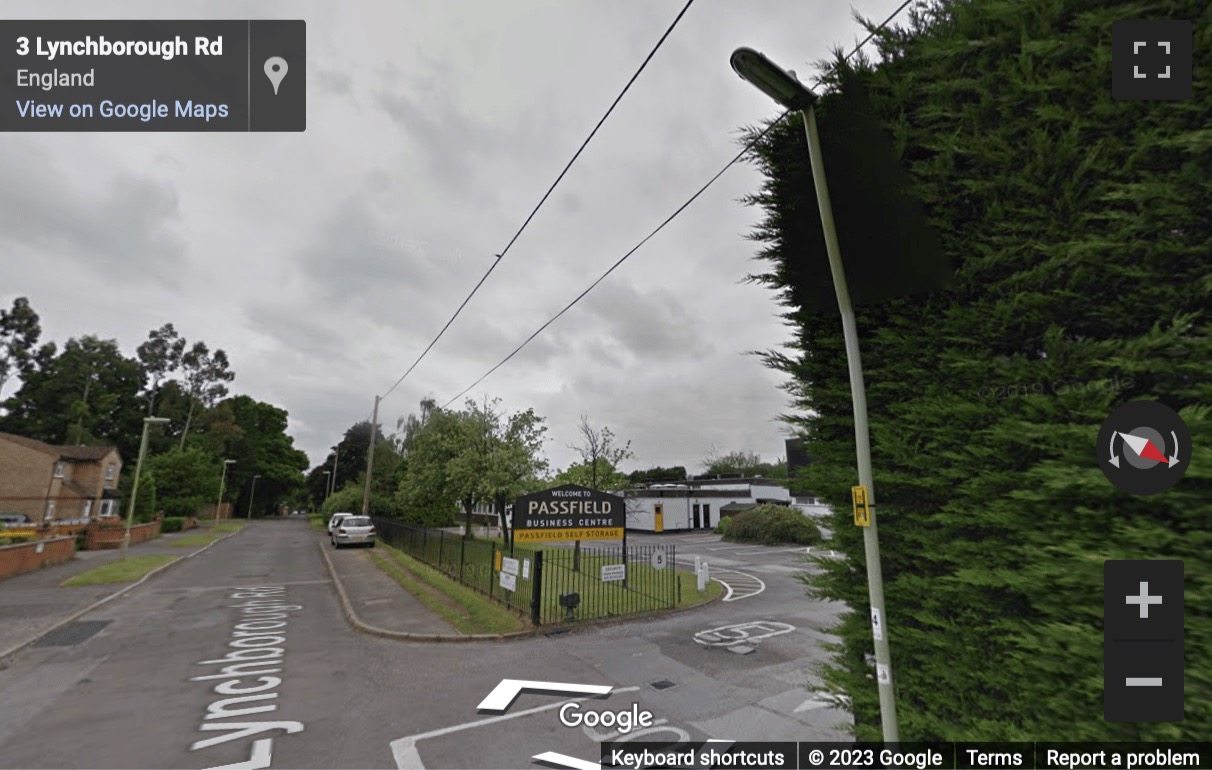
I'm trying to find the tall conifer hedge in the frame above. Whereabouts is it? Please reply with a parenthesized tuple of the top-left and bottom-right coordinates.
(743, 0, 1210, 740)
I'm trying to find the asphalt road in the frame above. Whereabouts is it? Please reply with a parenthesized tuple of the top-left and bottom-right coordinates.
(0, 521, 849, 770)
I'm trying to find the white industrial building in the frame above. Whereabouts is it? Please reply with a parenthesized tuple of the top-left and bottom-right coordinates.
(623, 477, 822, 532)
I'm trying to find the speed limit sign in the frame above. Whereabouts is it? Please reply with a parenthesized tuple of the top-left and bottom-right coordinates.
(650, 546, 667, 570)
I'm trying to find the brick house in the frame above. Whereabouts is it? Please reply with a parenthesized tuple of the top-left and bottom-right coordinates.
(0, 432, 123, 524)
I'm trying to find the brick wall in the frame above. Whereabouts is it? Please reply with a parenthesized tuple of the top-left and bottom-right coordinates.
(82, 518, 162, 550)
(0, 536, 75, 581)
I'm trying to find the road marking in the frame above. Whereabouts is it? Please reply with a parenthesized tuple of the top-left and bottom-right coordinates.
(534, 751, 602, 770)
(694, 621, 795, 647)
(389, 686, 641, 770)
(794, 697, 831, 713)
(672, 561, 765, 601)
(477, 679, 613, 713)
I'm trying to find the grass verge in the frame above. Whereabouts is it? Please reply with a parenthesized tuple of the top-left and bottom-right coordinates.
(376, 533, 722, 624)
(213, 522, 245, 533)
(61, 555, 178, 586)
(368, 544, 528, 635)
(172, 533, 220, 547)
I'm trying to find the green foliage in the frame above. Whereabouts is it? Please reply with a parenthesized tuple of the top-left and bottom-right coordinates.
(552, 460, 629, 490)
(703, 449, 789, 482)
(0, 296, 41, 396)
(134, 473, 157, 522)
(160, 517, 186, 533)
(320, 486, 365, 517)
(0, 334, 146, 462)
(713, 517, 729, 535)
(720, 505, 822, 546)
(742, 0, 1212, 740)
(145, 447, 219, 517)
(628, 466, 688, 483)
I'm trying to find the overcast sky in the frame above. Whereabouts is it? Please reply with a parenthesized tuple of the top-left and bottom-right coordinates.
(2, 0, 909, 475)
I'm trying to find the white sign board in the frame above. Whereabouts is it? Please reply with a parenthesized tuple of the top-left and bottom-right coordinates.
(499, 571, 517, 592)
(650, 547, 667, 571)
(871, 608, 884, 641)
(501, 557, 520, 576)
(522, 558, 530, 579)
(600, 564, 626, 582)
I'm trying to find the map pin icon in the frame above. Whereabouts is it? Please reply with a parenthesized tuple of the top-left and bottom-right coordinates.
(264, 57, 288, 95)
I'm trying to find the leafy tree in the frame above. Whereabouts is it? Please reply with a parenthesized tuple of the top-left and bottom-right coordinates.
(0, 335, 145, 462)
(116, 470, 158, 522)
(178, 342, 235, 449)
(0, 297, 41, 401)
(446, 398, 549, 540)
(394, 404, 464, 527)
(701, 449, 789, 482)
(145, 447, 219, 517)
(743, 0, 1211, 740)
(563, 415, 631, 568)
(136, 323, 186, 417)
(216, 396, 310, 518)
(628, 466, 688, 483)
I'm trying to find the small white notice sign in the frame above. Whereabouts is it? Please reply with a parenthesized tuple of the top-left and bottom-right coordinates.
(600, 564, 626, 582)
(501, 557, 520, 576)
(522, 558, 530, 579)
(500, 572, 517, 592)
(871, 608, 883, 641)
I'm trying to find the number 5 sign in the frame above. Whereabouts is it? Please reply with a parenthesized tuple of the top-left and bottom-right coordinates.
(650, 546, 667, 570)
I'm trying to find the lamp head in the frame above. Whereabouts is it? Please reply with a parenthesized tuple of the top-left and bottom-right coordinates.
(730, 47, 816, 110)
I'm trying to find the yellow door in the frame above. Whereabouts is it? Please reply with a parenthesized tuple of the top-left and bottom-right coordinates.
(654, 503, 664, 532)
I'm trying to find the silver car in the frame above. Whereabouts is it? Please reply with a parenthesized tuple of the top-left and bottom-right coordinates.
(327, 512, 355, 534)
(332, 515, 375, 548)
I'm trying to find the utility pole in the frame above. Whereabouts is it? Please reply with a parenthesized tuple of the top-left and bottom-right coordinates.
(330, 446, 340, 496)
(361, 395, 379, 516)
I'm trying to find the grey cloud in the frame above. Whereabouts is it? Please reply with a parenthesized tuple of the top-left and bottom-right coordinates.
(0, 138, 187, 288)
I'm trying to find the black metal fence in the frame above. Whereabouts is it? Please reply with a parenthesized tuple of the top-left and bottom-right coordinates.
(370, 518, 680, 625)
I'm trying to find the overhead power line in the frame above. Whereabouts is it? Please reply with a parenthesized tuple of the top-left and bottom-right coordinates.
(441, 0, 917, 409)
(380, 0, 698, 401)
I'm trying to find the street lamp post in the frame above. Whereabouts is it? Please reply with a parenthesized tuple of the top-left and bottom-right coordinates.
(247, 474, 261, 520)
(215, 459, 236, 524)
(330, 446, 339, 496)
(121, 417, 169, 560)
(322, 470, 331, 503)
(730, 46, 899, 741)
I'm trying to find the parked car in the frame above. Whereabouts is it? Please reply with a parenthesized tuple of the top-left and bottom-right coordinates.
(326, 512, 356, 534)
(331, 515, 375, 548)
(1, 513, 32, 528)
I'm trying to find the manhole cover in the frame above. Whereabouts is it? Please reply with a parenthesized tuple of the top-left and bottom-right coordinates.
(31, 620, 112, 647)
(649, 680, 676, 690)
(728, 644, 755, 655)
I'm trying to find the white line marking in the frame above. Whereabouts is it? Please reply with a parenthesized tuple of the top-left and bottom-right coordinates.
(477, 679, 613, 712)
(202, 738, 273, 769)
(793, 698, 831, 713)
(389, 686, 641, 770)
(533, 751, 601, 770)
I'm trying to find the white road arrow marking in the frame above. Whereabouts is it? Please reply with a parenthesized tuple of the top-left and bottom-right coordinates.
(477, 679, 613, 713)
(202, 739, 273, 770)
(533, 751, 602, 770)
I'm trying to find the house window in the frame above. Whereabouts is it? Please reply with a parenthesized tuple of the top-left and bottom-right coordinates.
(54, 461, 65, 478)
(99, 500, 114, 517)
(105, 463, 116, 487)
(83, 499, 92, 517)
(45, 501, 56, 519)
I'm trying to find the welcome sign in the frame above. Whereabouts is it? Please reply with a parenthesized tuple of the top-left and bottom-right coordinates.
(512, 484, 625, 542)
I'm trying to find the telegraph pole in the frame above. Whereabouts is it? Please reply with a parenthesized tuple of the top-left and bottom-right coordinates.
(361, 395, 380, 516)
